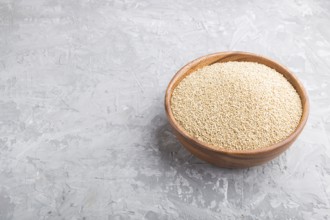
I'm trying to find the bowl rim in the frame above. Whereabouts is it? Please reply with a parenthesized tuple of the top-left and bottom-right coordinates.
(165, 51, 310, 156)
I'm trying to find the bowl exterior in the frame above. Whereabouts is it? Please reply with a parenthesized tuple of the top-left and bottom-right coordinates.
(169, 123, 299, 168)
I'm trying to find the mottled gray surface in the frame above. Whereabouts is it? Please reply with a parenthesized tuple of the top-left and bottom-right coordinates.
(0, 0, 330, 219)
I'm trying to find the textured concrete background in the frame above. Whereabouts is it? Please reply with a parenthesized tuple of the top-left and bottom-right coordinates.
(0, 0, 330, 219)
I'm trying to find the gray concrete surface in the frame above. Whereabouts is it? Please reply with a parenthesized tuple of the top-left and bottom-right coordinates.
(1, 0, 330, 219)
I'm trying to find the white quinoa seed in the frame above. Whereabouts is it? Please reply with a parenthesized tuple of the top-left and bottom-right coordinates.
(170, 61, 303, 150)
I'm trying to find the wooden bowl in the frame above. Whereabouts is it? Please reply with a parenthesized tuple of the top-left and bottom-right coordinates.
(165, 51, 309, 168)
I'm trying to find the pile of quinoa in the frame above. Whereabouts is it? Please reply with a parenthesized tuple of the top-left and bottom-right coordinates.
(171, 61, 302, 150)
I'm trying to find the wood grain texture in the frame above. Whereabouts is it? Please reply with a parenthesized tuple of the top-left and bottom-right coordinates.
(165, 51, 309, 168)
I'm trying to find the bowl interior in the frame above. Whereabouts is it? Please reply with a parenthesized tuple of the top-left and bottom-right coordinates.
(165, 51, 309, 155)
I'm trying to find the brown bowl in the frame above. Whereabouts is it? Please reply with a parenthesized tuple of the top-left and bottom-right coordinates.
(165, 51, 309, 168)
